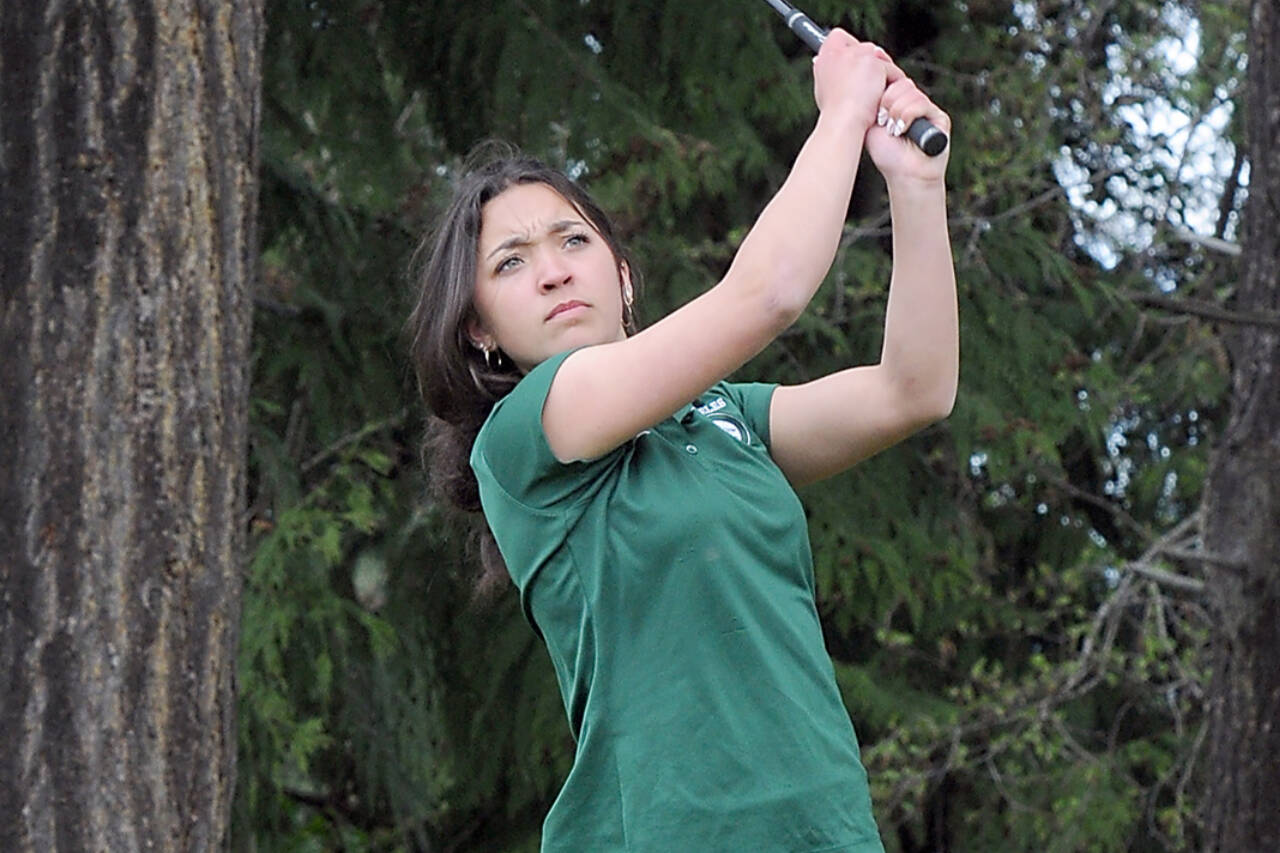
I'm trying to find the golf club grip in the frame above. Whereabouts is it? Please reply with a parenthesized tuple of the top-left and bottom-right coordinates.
(906, 117, 948, 157)
(783, 11, 948, 157)
(787, 13, 826, 52)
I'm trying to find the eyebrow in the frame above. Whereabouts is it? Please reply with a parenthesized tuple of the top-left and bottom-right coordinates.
(484, 219, 586, 261)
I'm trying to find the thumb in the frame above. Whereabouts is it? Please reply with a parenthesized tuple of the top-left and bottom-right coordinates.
(868, 45, 906, 83)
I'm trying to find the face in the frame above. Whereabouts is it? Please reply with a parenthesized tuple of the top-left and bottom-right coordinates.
(469, 182, 631, 373)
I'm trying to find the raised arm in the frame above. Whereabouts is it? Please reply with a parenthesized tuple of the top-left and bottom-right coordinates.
(768, 71, 958, 487)
(543, 32, 894, 462)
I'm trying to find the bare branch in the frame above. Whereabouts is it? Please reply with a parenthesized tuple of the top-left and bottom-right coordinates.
(254, 295, 305, 316)
(1159, 545, 1247, 570)
(1042, 470, 1150, 540)
(1215, 147, 1245, 241)
(1173, 227, 1241, 257)
(844, 169, 1122, 245)
(1124, 513, 1209, 594)
(1126, 291, 1280, 329)
(1128, 561, 1206, 594)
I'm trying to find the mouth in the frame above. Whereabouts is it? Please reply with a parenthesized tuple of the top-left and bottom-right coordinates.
(545, 300, 589, 321)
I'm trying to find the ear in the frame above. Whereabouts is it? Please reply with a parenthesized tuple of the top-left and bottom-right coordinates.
(620, 260, 633, 305)
(465, 315, 492, 351)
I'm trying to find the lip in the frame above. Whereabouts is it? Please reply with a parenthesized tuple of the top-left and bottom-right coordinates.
(545, 300, 589, 321)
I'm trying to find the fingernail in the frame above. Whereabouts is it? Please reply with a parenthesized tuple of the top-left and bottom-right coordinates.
(893, 118, 907, 137)
(877, 108, 889, 127)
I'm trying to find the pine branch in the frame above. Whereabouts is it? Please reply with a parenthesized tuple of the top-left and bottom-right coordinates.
(301, 407, 411, 474)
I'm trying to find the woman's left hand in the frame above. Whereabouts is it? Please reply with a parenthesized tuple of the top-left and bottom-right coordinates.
(865, 71, 952, 187)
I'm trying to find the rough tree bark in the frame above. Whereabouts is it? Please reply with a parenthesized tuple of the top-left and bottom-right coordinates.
(1200, 0, 1280, 848)
(0, 1, 263, 849)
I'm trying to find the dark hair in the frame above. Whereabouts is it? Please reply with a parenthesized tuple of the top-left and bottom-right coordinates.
(407, 142, 638, 593)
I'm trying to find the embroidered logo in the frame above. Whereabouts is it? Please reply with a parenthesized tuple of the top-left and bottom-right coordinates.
(710, 414, 749, 444)
(696, 398, 727, 416)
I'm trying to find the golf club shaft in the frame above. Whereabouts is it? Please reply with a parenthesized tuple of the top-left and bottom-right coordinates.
(761, 0, 948, 157)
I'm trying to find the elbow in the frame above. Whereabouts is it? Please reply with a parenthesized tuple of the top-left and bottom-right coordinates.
(760, 257, 813, 329)
(926, 388, 957, 423)
(725, 259, 808, 333)
(895, 371, 957, 428)
(907, 394, 954, 432)
(920, 373, 958, 423)
(890, 348, 958, 425)
(764, 288, 805, 333)
(927, 371, 958, 420)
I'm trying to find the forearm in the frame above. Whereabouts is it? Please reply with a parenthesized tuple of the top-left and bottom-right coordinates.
(724, 111, 868, 320)
(880, 180, 958, 415)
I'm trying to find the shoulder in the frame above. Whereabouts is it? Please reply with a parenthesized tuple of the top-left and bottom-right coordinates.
(471, 348, 618, 511)
(709, 380, 779, 447)
(475, 349, 579, 455)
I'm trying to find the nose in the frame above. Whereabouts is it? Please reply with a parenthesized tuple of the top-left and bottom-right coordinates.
(536, 251, 571, 293)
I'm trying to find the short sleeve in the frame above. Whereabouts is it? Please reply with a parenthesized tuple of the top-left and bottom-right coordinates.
(719, 381, 779, 448)
(471, 349, 616, 511)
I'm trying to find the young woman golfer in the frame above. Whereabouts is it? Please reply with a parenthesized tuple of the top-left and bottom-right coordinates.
(410, 29, 957, 853)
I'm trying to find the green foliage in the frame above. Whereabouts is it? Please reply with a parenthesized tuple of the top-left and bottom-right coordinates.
(237, 0, 1246, 849)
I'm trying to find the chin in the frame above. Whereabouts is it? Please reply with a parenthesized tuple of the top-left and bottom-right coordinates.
(557, 323, 617, 349)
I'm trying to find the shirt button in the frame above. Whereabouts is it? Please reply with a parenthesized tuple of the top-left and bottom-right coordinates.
(685, 444, 698, 454)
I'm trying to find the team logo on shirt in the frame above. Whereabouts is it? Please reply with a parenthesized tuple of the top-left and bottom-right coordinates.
(711, 415, 748, 443)
(696, 398, 750, 444)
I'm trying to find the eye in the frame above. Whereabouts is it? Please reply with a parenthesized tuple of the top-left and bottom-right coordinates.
(495, 254, 522, 274)
(564, 232, 590, 248)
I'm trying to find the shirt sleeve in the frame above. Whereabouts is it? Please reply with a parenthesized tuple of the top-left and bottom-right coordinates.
(470, 349, 618, 511)
(719, 381, 779, 449)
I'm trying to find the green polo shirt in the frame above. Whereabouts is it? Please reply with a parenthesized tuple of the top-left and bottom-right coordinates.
(471, 349, 884, 853)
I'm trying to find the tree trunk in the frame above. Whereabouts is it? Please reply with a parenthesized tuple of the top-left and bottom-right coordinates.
(0, 1, 262, 849)
(1200, 0, 1280, 848)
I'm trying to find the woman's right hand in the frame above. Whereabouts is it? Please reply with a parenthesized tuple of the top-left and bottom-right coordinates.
(811, 29, 896, 131)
